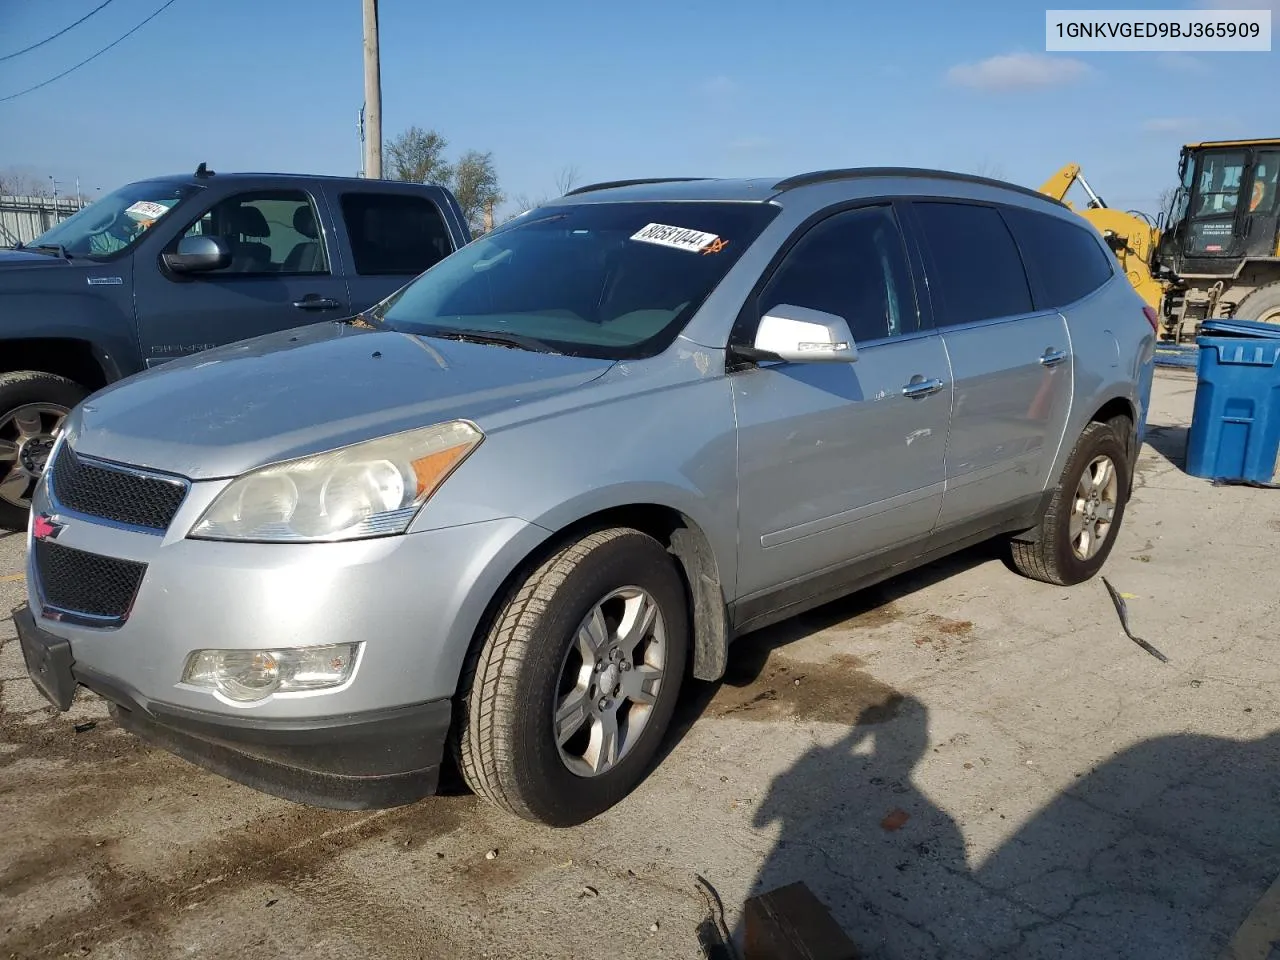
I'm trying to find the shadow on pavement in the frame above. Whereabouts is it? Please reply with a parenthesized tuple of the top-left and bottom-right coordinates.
(738, 696, 1280, 958)
(661, 541, 1004, 764)
(1143, 423, 1190, 470)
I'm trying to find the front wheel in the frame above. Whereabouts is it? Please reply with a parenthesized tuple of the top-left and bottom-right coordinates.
(0, 371, 88, 532)
(453, 528, 689, 826)
(1010, 420, 1132, 586)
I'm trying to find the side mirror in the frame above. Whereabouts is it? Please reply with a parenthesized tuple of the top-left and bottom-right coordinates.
(752, 304, 858, 363)
(163, 235, 231, 274)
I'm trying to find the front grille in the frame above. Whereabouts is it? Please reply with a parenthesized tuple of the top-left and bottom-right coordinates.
(34, 539, 147, 621)
(50, 445, 187, 531)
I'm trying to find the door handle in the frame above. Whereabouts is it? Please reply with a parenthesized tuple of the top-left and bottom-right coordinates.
(902, 376, 945, 399)
(1039, 348, 1067, 367)
(292, 296, 341, 310)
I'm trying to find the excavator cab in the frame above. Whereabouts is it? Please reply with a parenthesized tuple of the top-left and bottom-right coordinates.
(1157, 140, 1280, 276)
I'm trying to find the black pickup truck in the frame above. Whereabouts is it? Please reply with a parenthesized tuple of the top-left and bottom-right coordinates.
(0, 165, 471, 529)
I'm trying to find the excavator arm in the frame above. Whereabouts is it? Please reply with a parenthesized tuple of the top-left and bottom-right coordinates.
(1039, 163, 1165, 311)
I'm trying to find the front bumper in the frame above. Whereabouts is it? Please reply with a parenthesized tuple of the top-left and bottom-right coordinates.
(14, 602, 451, 809)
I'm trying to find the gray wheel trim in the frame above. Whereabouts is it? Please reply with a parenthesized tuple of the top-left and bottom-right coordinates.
(0, 402, 68, 510)
(553, 586, 667, 778)
(1069, 454, 1119, 561)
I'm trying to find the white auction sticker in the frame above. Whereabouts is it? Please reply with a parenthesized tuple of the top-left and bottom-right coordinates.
(125, 200, 172, 221)
(631, 222, 725, 254)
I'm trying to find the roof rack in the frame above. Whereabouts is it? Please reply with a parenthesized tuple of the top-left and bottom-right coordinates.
(772, 167, 1065, 208)
(563, 177, 710, 197)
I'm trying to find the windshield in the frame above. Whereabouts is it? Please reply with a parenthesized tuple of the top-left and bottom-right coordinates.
(372, 200, 780, 359)
(26, 181, 199, 259)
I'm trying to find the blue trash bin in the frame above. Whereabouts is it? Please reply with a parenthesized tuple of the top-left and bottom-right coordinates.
(1185, 319, 1280, 483)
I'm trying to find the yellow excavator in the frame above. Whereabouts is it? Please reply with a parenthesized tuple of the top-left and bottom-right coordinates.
(1041, 140, 1280, 341)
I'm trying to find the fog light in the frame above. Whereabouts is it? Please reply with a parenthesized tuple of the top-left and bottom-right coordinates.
(182, 643, 360, 702)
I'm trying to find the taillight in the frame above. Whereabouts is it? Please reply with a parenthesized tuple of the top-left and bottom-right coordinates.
(1142, 306, 1159, 333)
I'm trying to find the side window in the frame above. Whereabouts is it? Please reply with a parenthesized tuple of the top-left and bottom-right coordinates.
(912, 202, 1033, 326)
(339, 193, 454, 276)
(1003, 206, 1114, 309)
(1251, 151, 1279, 214)
(758, 205, 918, 344)
(181, 192, 327, 275)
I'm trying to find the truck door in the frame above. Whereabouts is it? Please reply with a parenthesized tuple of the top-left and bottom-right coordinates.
(134, 188, 352, 366)
(321, 185, 463, 315)
(1183, 149, 1249, 262)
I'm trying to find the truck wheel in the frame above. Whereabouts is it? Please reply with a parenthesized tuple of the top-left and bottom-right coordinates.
(1234, 282, 1280, 325)
(454, 528, 688, 826)
(0, 371, 88, 532)
(1010, 419, 1132, 586)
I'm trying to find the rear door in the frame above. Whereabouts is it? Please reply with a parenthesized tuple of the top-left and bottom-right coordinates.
(135, 187, 351, 366)
(323, 185, 463, 313)
(906, 200, 1072, 531)
(731, 203, 952, 605)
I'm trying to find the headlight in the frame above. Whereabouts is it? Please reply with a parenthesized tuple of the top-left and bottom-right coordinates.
(182, 642, 361, 702)
(189, 420, 482, 542)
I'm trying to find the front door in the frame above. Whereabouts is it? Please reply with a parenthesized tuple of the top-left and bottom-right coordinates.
(906, 200, 1073, 530)
(732, 204, 951, 608)
(134, 189, 351, 366)
(1243, 149, 1280, 259)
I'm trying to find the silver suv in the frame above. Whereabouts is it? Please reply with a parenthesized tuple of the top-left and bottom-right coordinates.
(15, 169, 1156, 826)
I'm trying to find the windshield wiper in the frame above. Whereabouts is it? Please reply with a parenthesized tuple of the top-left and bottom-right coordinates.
(27, 243, 71, 260)
(428, 329, 561, 354)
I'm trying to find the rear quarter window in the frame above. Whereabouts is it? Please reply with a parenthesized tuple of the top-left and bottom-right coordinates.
(1003, 206, 1115, 309)
(339, 193, 455, 276)
(911, 201, 1034, 326)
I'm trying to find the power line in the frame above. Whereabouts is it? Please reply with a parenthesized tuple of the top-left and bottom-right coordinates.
(0, 0, 119, 63)
(0, 0, 180, 105)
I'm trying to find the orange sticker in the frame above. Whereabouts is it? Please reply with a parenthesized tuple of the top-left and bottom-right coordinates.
(701, 237, 729, 255)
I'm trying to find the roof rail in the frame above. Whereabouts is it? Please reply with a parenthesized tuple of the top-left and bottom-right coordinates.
(563, 177, 710, 197)
(772, 167, 1065, 208)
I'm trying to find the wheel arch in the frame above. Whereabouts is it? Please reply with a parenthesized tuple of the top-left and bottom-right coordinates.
(0, 338, 115, 390)
(454, 501, 732, 701)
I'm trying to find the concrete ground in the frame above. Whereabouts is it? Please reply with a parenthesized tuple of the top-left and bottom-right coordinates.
(3, 368, 1280, 960)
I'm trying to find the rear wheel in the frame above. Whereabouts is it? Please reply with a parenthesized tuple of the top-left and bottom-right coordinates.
(0, 371, 88, 531)
(1010, 419, 1131, 586)
(1234, 282, 1280, 326)
(453, 528, 688, 826)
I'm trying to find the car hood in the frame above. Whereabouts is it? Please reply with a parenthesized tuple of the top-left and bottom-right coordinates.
(67, 322, 616, 480)
(0, 249, 73, 269)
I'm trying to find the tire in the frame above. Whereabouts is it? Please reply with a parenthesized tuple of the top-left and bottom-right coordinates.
(1234, 282, 1280, 325)
(1010, 419, 1132, 586)
(0, 371, 88, 532)
(453, 527, 689, 826)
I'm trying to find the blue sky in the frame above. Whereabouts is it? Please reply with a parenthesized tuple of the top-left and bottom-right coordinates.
(0, 0, 1276, 217)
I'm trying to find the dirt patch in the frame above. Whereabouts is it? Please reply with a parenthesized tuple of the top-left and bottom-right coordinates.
(913, 615, 974, 654)
(3, 794, 479, 958)
(707, 646, 902, 726)
(838, 599, 904, 631)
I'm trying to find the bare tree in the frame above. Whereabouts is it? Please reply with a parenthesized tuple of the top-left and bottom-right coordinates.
(383, 127, 452, 184)
(505, 165, 583, 221)
(1156, 186, 1178, 214)
(554, 165, 581, 196)
(452, 150, 503, 235)
(971, 157, 1008, 181)
(0, 169, 50, 197)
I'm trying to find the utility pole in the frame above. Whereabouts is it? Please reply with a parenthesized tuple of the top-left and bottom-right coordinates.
(362, 0, 382, 180)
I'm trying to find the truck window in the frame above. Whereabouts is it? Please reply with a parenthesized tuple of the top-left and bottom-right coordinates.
(1193, 152, 1245, 218)
(179, 191, 329, 276)
(1251, 152, 1279, 214)
(339, 193, 453, 276)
